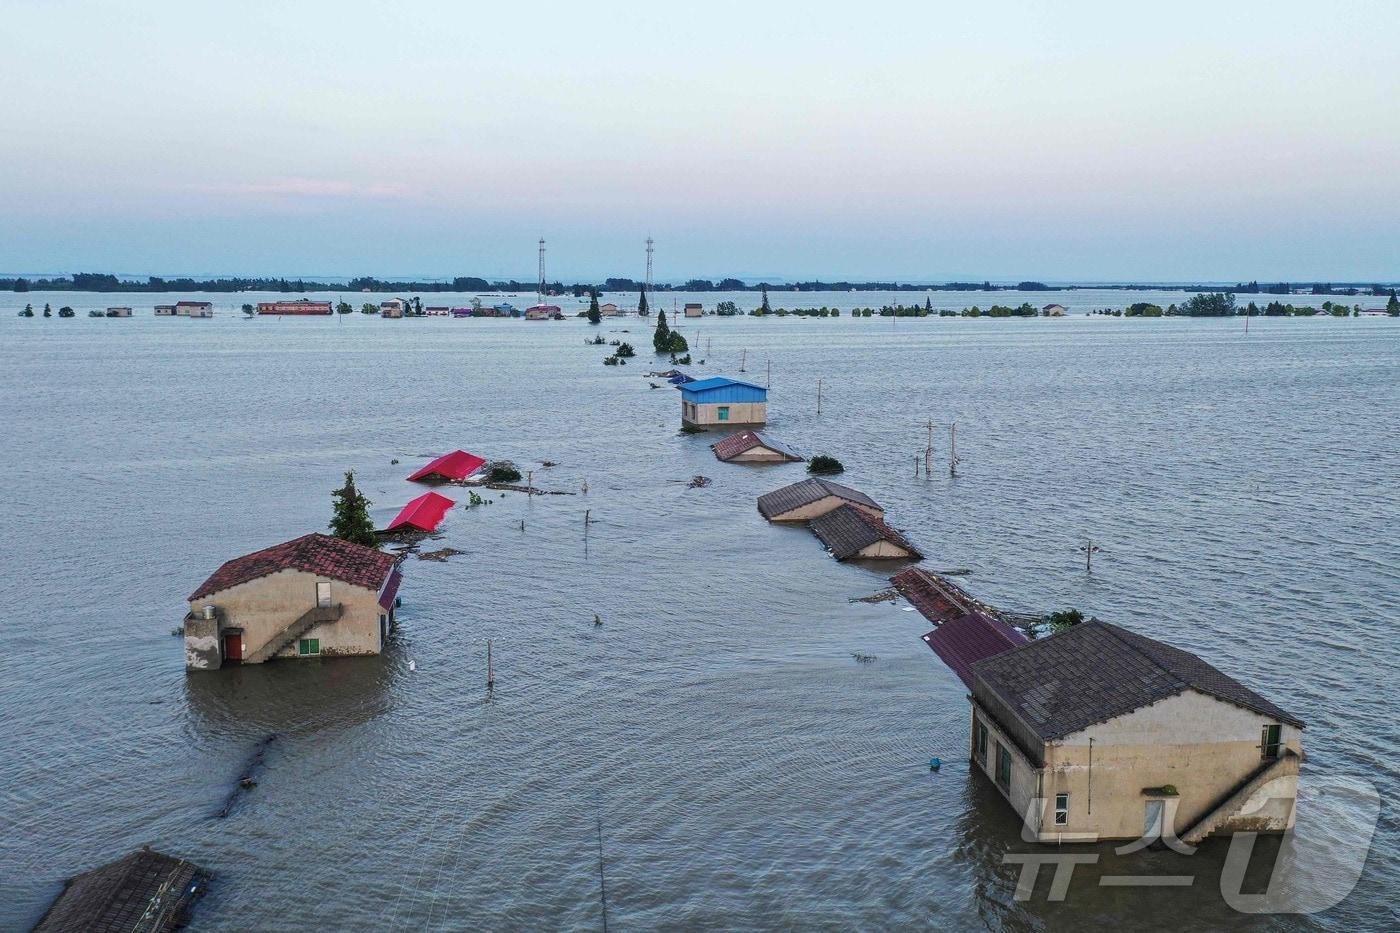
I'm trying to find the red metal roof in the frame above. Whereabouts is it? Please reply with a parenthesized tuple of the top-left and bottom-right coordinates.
(922, 612, 1028, 689)
(191, 533, 396, 601)
(407, 450, 486, 482)
(378, 567, 404, 611)
(384, 491, 455, 532)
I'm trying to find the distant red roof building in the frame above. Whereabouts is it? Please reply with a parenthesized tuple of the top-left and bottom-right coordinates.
(407, 450, 486, 482)
(256, 300, 333, 315)
(384, 491, 455, 533)
(190, 533, 396, 601)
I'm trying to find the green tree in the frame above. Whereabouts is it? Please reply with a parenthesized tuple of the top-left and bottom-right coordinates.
(19, 303, 34, 317)
(361, 302, 378, 314)
(760, 285, 771, 315)
(1045, 609, 1084, 632)
(653, 307, 672, 353)
(241, 303, 255, 316)
(14, 277, 29, 292)
(329, 470, 378, 548)
(1388, 290, 1399, 316)
(587, 289, 602, 325)
(58, 305, 75, 317)
(336, 301, 353, 314)
(43, 303, 52, 317)
(638, 288, 649, 316)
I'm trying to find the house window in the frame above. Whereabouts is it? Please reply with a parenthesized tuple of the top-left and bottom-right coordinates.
(973, 719, 988, 765)
(1261, 723, 1282, 759)
(718, 406, 730, 421)
(298, 638, 320, 656)
(316, 581, 332, 608)
(995, 743, 1012, 789)
(1054, 793, 1069, 825)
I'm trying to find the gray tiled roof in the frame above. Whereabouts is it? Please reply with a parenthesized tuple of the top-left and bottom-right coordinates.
(756, 478, 881, 519)
(808, 504, 921, 560)
(35, 848, 208, 933)
(971, 621, 1303, 740)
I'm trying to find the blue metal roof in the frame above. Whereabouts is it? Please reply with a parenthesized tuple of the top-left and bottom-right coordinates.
(680, 377, 768, 402)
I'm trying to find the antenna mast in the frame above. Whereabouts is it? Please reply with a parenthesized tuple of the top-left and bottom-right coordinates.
(644, 236, 654, 312)
(537, 237, 547, 305)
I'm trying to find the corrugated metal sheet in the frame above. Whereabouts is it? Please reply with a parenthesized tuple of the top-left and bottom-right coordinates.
(407, 450, 486, 482)
(680, 377, 767, 403)
(921, 612, 1027, 690)
(385, 491, 455, 532)
(379, 567, 404, 611)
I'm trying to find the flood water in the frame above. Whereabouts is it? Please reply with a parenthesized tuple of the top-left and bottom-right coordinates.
(1, 291, 1396, 931)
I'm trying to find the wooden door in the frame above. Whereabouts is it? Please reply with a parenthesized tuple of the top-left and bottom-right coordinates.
(224, 632, 243, 662)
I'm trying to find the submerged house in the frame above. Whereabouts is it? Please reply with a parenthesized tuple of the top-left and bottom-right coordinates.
(757, 477, 882, 523)
(710, 429, 803, 464)
(684, 302, 703, 318)
(809, 504, 921, 561)
(154, 304, 177, 316)
(924, 610, 1305, 844)
(380, 299, 406, 318)
(105, 307, 133, 317)
(680, 376, 767, 428)
(1042, 303, 1068, 316)
(383, 491, 455, 533)
(184, 533, 401, 670)
(407, 450, 486, 483)
(599, 302, 619, 316)
(33, 847, 209, 933)
(175, 300, 213, 316)
(525, 304, 561, 320)
(257, 300, 332, 315)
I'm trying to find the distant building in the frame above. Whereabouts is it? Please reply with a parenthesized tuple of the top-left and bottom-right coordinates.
(1042, 303, 1068, 316)
(184, 533, 401, 671)
(710, 429, 803, 464)
(424, 305, 450, 316)
(525, 304, 561, 320)
(680, 376, 767, 428)
(684, 302, 703, 318)
(407, 449, 487, 483)
(175, 300, 213, 317)
(33, 847, 209, 933)
(380, 299, 406, 318)
(154, 304, 177, 316)
(951, 619, 1304, 844)
(186, 305, 213, 318)
(1359, 308, 1388, 317)
(599, 302, 620, 316)
(809, 504, 921, 561)
(757, 477, 882, 523)
(451, 307, 473, 318)
(105, 307, 133, 317)
(257, 300, 332, 315)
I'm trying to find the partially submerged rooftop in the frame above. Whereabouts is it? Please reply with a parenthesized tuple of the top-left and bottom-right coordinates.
(971, 620, 1304, 743)
(809, 504, 922, 560)
(407, 449, 486, 482)
(757, 477, 881, 520)
(384, 491, 455, 533)
(33, 847, 209, 933)
(921, 612, 1028, 689)
(710, 429, 803, 463)
(191, 533, 397, 601)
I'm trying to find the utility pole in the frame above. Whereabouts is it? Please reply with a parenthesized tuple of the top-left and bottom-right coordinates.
(740, 348, 747, 372)
(766, 358, 771, 389)
(1080, 538, 1101, 572)
(817, 378, 823, 415)
(645, 236, 653, 298)
(920, 419, 934, 477)
(487, 639, 495, 691)
(949, 422, 959, 476)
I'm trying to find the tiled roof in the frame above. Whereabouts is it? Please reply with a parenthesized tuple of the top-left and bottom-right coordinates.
(757, 478, 881, 519)
(710, 430, 803, 462)
(34, 848, 208, 933)
(971, 620, 1304, 740)
(922, 612, 1028, 689)
(891, 567, 978, 623)
(808, 504, 921, 560)
(190, 533, 396, 601)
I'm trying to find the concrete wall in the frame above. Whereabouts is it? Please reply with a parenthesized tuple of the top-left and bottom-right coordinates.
(971, 691, 1302, 842)
(682, 401, 766, 427)
(770, 496, 884, 523)
(855, 540, 916, 559)
(730, 446, 788, 463)
(184, 615, 222, 670)
(187, 568, 387, 666)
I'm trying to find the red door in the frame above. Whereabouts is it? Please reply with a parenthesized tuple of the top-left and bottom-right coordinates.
(224, 632, 243, 663)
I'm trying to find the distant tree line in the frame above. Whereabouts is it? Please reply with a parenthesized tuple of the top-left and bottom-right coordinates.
(4, 272, 1396, 297)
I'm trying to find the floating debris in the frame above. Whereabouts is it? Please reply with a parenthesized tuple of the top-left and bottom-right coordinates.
(484, 481, 574, 495)
(687, 475, 711, 488)
(852, 653, 878, 663)
(850, 589, 899, 604)
(539, 460, 558, 467)
(218, 734, 275, 819)
(418, 547, 465, 562)
(593, 613, 602, 627)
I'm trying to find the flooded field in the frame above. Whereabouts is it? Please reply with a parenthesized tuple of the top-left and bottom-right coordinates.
(1, 292, 1396, 930)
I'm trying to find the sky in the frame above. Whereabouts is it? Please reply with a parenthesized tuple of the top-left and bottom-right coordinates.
(2, 0, 1398, 282)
